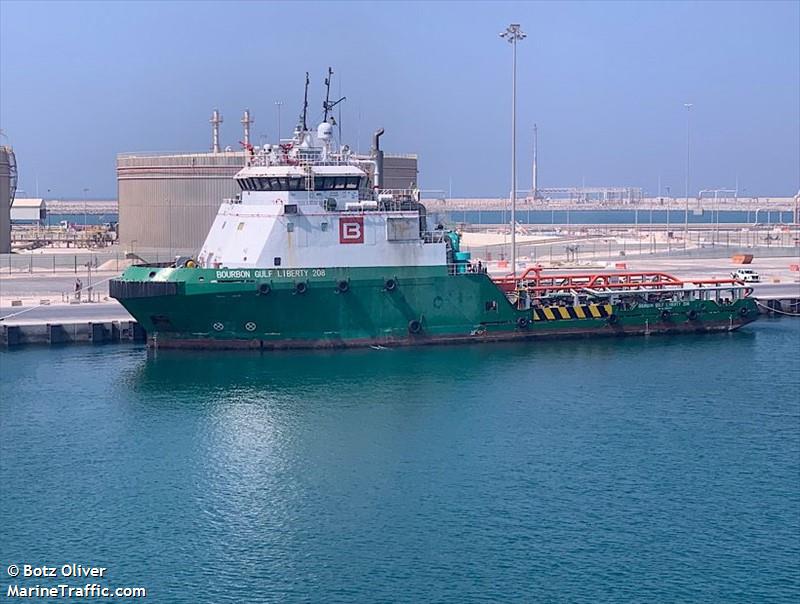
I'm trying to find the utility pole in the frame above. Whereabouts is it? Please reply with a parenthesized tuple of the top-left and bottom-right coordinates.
(684, 103, 693, 249)
(82, 187, 89, 231)
(532, 123, 538, 200)
(500, 23, 526, 277)
(274, 101, 284, 141)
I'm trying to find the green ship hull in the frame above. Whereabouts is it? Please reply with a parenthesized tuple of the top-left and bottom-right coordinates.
(110, 264, 759, 349)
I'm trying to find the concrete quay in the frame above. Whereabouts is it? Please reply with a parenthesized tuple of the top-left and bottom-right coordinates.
(2, 319, 145, 347)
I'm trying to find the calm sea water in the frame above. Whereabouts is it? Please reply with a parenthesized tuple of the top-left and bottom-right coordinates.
(1, 320, 798, 602)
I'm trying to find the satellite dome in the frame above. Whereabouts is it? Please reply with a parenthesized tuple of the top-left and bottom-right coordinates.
(317, 122, 333, 141)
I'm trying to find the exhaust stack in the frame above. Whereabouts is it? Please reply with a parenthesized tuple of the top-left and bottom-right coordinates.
(372, 128, 385, 189)
(241, 109, 253, 147)
(210, 109, 223, 153)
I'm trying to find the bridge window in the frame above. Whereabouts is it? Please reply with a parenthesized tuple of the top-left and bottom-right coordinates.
(314, 176, 361, 190)
(239, 175, 360, 191)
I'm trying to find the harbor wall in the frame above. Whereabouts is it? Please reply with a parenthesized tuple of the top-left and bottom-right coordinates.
(1, 320, 145, 347)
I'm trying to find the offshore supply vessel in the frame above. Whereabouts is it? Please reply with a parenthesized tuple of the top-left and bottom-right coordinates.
(110, 80, 758, 349)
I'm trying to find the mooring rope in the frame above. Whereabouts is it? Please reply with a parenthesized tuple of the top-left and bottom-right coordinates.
(756, 300, 800, 317)
(0, 274, 118, 322)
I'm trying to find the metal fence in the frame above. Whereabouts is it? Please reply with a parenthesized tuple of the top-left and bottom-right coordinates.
(0, 248, 192, 274)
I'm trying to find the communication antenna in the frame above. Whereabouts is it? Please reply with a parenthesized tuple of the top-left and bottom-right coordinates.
(300, 72, 310, 131)
(322, 67, 346, 124)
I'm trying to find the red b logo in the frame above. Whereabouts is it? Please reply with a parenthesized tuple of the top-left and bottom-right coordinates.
(339, 217, 364, 244)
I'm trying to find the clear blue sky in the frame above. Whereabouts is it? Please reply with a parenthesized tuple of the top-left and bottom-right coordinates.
(1, 0, 798, 198)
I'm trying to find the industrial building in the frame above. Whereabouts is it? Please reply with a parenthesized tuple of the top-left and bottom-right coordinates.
(0, 145, 15, 253)
(118, 109, 418, 251)
(11, 198, 47, 223)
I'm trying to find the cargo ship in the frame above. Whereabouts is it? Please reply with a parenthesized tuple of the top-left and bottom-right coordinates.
(110, 84, 758, 349)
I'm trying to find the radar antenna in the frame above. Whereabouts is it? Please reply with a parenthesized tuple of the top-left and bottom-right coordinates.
(322, 67, 346, 123)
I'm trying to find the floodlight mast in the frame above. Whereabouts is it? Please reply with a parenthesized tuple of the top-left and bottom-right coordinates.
(500, 23, 526, 278)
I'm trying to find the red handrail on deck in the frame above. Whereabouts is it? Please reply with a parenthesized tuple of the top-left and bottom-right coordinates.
(492, 267, 748, 295)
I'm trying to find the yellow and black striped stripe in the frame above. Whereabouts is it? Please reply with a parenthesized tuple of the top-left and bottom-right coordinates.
(532, 303, 614, 322)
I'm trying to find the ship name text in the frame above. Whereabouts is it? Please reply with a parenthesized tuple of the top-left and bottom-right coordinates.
(215, 269, 327, 280)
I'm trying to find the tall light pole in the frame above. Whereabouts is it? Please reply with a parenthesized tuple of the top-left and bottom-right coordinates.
(684, 103, 693, 248)
(500, 23, 526, 277)
(274, 101, 284, 141)
(82, 187, 89, 230)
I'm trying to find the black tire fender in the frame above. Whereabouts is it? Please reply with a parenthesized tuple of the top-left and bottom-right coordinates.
(408, 319, 422, 334)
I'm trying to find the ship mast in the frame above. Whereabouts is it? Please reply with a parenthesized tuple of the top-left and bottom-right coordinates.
(322, 67, 346, 125)
(301, 72, 310, 131)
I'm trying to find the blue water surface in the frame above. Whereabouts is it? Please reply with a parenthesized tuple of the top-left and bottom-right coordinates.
(1, 320, 798, 602)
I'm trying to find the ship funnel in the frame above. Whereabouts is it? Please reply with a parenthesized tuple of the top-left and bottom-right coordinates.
(210, 109, 223, 153)
(372, 128, 385, 189)
(241, 109, 253, 146)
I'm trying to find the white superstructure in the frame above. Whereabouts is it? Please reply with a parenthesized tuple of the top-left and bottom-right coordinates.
(198, 118, 445, 270)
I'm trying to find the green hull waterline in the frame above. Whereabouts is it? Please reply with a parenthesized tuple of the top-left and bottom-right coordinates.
(110, 265, 759, 349)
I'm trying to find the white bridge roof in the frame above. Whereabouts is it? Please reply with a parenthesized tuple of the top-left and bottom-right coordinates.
(236, 165, 366, 178)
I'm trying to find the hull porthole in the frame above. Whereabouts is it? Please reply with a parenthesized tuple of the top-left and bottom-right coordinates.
(517, 316, 529, 329)
(336, 280, 350, 293)
(408, 319, 422, 334)
(295, 282, 308, 295)
(384, 278, 397, 292)
(258, 283, 271, 295)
